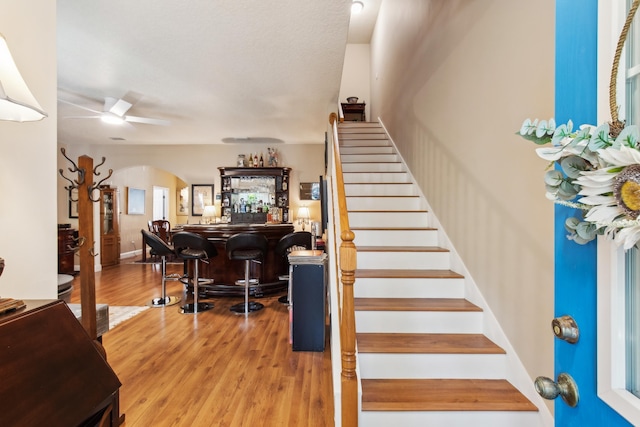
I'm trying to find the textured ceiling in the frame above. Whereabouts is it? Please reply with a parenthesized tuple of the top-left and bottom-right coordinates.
(56, 0, 367, 146)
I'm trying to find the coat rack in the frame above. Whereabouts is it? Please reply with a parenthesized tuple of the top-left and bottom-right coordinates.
(59, 148, 113, 340)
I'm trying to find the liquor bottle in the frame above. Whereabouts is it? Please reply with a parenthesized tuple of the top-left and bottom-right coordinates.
(259, 153, 264, 167)
(248, 153, 253, 168)
(254, 153, 258, 167)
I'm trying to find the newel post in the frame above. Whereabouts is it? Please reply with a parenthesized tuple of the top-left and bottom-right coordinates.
(340, 228, 358, 427)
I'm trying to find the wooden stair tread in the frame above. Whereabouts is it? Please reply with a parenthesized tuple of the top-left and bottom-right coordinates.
(357, 246, 448, 253)
(343, 171, 405, 174)
(361, 379, 538, 412)
(341, 161, 400, 164)
(357, 333, 505, 354)
(356, 269, 463, 279)
(355, 297, 481, 312)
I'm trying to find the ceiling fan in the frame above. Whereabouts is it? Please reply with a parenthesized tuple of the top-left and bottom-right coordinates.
(60, 95, 170, 126)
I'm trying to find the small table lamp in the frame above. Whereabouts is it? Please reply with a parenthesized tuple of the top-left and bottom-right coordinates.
(297, 206, 310, 231)
(202, 205, 216, 224)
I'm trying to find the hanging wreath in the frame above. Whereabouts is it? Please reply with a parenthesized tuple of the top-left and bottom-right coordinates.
(518, 0, 640, 250)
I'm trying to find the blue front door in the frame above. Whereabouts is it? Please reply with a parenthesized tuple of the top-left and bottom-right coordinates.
(554, 1, 634, 425)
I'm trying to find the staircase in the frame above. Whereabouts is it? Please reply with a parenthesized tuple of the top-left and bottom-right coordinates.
(338, 122, 547, 427)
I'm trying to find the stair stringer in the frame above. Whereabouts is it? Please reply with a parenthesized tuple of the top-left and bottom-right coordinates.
(374, 118, 553, 425)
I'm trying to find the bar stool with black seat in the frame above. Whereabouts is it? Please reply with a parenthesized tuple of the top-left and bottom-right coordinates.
(226, 233, 268, 315)
(172, 231, 217, 314)
(275, 231, 313, 305)
(141, 229, 182, 307)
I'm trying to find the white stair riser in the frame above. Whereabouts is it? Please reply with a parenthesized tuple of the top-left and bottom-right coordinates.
(355, 278, 465, 299)
(343, 172, 411, 184)
(356, 311, 483, 334)
(360, 411, 545, 427)
(358, 353, 507, 379)
(343, 162, 405, 172)
(340, 139, 390, 147)
(345, 183, 417, 197)
(353, 229, 438, 246)
(342, 154, 399, 163)
(349, 211, 429, 227)
(357, 251, 451, 270)
(340, 133, 388, 140)
(339, 126, 383, 130)
(347, 196, 424, 210)
(340, 146, 395, 155)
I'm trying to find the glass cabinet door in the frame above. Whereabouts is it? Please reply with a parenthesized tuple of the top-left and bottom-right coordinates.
(102, 192, 114, 234)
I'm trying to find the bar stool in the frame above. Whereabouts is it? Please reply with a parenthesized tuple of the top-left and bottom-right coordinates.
(172, 231, 217, 314)
(226, 233, 268, 315)
(275, 231, 313, 305)
(141, 229, 182, 307)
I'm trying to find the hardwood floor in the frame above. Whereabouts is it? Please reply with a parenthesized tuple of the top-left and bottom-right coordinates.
(69, 259, 334, 426)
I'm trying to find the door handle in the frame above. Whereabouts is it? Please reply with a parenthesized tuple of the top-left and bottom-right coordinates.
(552, 315, 579, 343)
(534, 373, 579, 407)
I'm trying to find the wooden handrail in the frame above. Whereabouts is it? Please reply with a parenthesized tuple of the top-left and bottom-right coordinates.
(329, 112, 358, 426)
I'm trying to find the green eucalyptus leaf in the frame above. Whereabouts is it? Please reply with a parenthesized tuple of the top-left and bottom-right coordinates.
(544, 170, 564, 186)
(613, 125, 640, 149)
(552, 124, 571, 146)
(517, 131, 552, 145)
(588, 123, 612, 151)
(557, 180, 579, 199)
(565, 217, 580, 232)
(560, 156, 588, 179)
(575, 221, 597, 240)
(571, 234, 593, 245)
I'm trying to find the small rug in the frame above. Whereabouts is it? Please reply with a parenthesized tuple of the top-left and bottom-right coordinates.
(109, 305, 150, 330)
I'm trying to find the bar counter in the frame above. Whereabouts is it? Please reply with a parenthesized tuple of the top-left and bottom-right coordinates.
(175, 223, 294, 296)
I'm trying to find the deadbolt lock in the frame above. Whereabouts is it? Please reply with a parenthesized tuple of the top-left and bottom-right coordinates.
(552, 315, 579, 343)
(534, 373, 579, 407)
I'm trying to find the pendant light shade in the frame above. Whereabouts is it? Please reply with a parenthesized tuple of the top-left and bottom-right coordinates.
(0, 33, 47, 122)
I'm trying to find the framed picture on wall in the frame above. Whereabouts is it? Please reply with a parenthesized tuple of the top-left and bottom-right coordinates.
(192, 184, 214, 216)
(177, 186, 189, 216)
(69, 188, 78, 218)
(127, 187, 145, 215)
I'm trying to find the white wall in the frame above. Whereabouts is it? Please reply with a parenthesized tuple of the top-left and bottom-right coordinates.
(340, 44, 371, 119)
(0, 0, 57, 299)
(370, 0, 555, 386)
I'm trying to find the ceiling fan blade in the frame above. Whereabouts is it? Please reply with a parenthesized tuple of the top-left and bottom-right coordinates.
(58, 99, 103, 115)
(107, 98, 133, 117)
(124, 115, 171, 126)
(62, 115, 102, 119)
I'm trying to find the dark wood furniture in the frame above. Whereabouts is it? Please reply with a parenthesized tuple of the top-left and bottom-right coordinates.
(219, 167, 291, 224)
(58, 226, 78, 274)
(0, 300, 122, 426)
(100, 186, 120, 267)
(341, 102, 366, 121)
(177, 223, 294, 296)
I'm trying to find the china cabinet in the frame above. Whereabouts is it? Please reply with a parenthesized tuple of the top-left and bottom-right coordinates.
(99, 186, 120, 267)
(219, 167, 291, 224)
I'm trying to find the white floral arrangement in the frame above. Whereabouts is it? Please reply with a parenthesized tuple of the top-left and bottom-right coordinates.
(519, 118, 640, 249)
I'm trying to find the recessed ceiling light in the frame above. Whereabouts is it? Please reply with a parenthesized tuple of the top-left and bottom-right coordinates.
(351, 1, 364, 14)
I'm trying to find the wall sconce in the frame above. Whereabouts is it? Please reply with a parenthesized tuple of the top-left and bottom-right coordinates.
(0, 33, 47, 122)
(202, 205, 216, 224)
(297, 206, 310, 231)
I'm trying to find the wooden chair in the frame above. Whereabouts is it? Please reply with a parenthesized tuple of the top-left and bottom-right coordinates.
(148, 220, 172, 262)
(149, 220, 171, 244)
